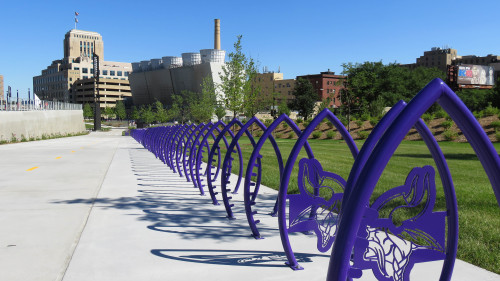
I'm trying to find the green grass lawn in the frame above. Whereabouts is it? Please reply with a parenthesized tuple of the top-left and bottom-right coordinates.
(213, 136, 500, 274)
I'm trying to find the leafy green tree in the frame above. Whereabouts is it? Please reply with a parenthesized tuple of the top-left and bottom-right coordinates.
(190, 75, 218, 123)
(83, 103, 93, 119)
(288, 78, 317, 120)
(243, 57, 262, 118)
(277, 101, 290, 116)
(154, 100, 168, 123)
(115, 100, 126, 120)
(131, 106, 140, 120)
(215, 103, 226, 120)
(219, 35, 247, 118)
(103, 106, 115, 120)
(171, 90, 198, 123)
(140, 105, 155, 125)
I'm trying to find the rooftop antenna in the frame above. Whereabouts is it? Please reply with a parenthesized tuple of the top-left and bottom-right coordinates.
(74, 12, 79, 30)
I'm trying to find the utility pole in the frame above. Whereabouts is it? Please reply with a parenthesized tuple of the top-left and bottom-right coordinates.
(93, 51, 101, 131)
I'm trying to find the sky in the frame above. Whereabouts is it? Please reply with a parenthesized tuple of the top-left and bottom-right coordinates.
(1, 0, 500, 99)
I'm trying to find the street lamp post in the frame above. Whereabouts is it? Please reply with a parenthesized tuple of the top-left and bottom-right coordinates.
(93, 52, 101, 131)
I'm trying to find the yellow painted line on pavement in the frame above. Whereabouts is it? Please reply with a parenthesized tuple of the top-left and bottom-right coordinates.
(55, 157, 62, 159)
(26, 167, 39, 171)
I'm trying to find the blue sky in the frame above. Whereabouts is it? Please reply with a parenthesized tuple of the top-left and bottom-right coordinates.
(1, 0, 499, 98)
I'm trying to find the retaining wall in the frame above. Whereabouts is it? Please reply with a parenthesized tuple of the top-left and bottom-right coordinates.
(0, 110, 86, 141)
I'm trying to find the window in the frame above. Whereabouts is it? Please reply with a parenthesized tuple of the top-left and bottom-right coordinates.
(102, 70, 108, 75)
(90, 69, 94, 74)
(83, 76, 88, 79)
(124, 71, 129, 77)
(117, 71, 122, 76)
(110, 70, 115, 76)
(82, 68, 88, 73)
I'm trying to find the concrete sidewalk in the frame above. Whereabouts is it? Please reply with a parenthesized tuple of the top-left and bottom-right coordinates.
(1, 131, 499, 280)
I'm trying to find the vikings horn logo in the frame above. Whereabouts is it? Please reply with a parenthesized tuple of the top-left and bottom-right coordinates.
(351, 166, 446, 281)
(287, 158, 346, 252)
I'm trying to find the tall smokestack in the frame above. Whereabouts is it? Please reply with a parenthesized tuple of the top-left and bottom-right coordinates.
(214, 19, 221, 50)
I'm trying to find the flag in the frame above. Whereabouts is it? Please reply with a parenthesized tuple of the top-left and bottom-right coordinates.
(75, 18, 78, 23)
(75, 12, 79, 16)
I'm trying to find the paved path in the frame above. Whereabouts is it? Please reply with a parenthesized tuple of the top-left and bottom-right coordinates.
(0, 130, 499, 281)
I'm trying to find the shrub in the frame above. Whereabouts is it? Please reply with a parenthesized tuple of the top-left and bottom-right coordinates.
(303, 119, 311, 128)
(254, 131, 263, 137)
(358, 131, 369, 140)
(296, 118, 303, 124)
(21, 135, 27, 142)
(275, 132, 283, 139)
(422, 113, 434, 123)
(440, 120, 453, 129)
(356, 120, 364, 127)
(360, 112, 371, 121)
(473, 111, 483, 119)
(312, 131, 322, 139)
(483, 104, 498, 117)
(496, 130, 500, 142)
(29, 136, 35, 141)
(434, 109, 446, 119)
(282, 123, 288, 130)
(369, 117, 379, 127)
(287, 133, 294, 139)
(326, 130, 335, 139)
(443, 129, 458, 141)
(338, 116, 348, 126)
(491, 121, 500, 130)
(264, 119, 273, 127)
(10, 133, 17, 143)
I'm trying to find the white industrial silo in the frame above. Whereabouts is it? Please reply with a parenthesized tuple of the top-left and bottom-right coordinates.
(162, 56, 183, 69)
(182, 53, 201, 66)
(150, 59, 163, 70)
(200, 49, 226, 63)
(132, 62, 141, 72)
(140, 60, 151, 72)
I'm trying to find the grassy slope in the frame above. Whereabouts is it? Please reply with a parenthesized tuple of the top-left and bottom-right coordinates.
(218, 137, 500, 274)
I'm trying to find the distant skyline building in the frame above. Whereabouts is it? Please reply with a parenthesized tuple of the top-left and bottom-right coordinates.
(0, 75, 4, 99)
(128, 19, 225, 107)
(297, 70, 346, 108)
(33, 29, 132, 108)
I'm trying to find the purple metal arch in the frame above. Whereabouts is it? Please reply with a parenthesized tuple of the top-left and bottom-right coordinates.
(221, 117, 274, 219)
(278, 108, 359, 270)
(159, 126, 177, 168)
(327, 78, 500, 281)
(244, 114, 314, 239)
(166, 125, 186, 172)
(175, 124, 196, 177)
(194, 121, 227, 198)
(206, 119, 241, 205)
(182, 123, 206, 183)
(187, 122, 215, 195)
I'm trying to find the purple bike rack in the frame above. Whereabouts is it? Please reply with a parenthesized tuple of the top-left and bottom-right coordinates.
(206, 119, 241, 205)
(175, 124, 196, 177)
(244, 114, 313, 239)
(278, 108, 359, 270)
(327, 78, 500, 281)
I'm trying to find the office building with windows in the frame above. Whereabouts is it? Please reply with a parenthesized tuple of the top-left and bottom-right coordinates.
(33, 29, 132, 108)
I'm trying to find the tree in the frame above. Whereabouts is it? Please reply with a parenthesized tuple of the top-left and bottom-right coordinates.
(115, 100, 126, 120)
(171, 90, 198, 124)
(242, 57, 262, 118)
(219, 35, 247, 119)
(190, 75, 218, 123)
(140, 105, 155, 125)
(277, 101, 291, 116)
(83, 103, 93, 119)
(215, 103, 226, 120)
(154, 100, 168, 123)
(131, 106, 140, 120)
(103, 106, 115, 120)
(288, 77, 317, 120)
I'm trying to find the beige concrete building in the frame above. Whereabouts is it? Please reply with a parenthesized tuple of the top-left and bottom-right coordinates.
(253, 72, 295, 105)
(73, 78, 131, 107)
(0, 75, 4, 99)
(33, 29, 131, 108)
(415, 47, 459, 72)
